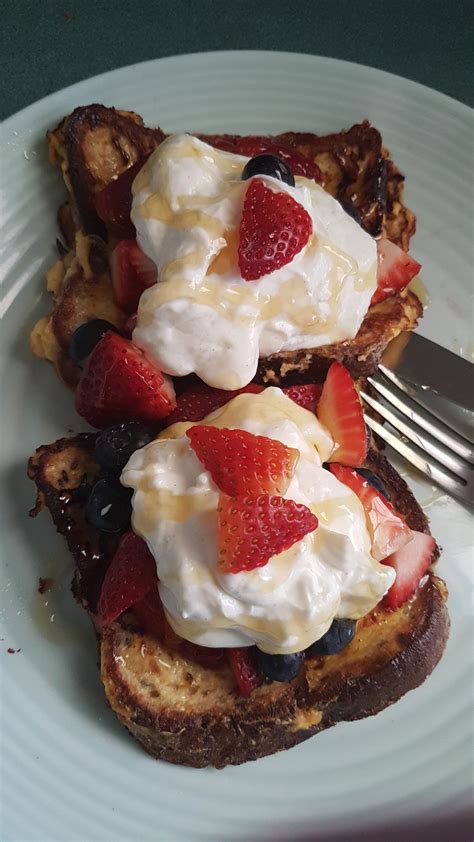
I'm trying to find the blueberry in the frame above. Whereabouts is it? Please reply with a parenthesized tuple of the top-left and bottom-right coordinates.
(340, 199, 362, 225)
(69, 319, 117, 367)
(306, 618, 356, 657)
(241, 154, 295, 187)
(85, 477, 132, 533)
(95, 422, 155, 473)
(255, 650, 304, 682)
(356, 468, 389, 499)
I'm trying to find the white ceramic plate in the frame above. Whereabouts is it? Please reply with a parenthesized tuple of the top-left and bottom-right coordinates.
(1, 52, 472, 842)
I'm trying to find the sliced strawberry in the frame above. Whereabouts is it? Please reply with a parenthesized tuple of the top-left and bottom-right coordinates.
(133, 582, 225, 666)
(110, 240, 157, 315)
(180, 641, 225, 669)
(187, 426, 299, 497)
(282, 383, 323, 413)
(330, 465, 412, 561)
(218, 493, 318, 574)
(238, 179, 312, 281)
(164, 383, 264, 426)
(132, 581, 169, 639)
(371, 239, 422, 306)
(210, 136, 322, 182)
(317, 362, 367, 466)
(97, 531, 157, 626)
(94, 158, 147, 240)
(382, 530, 436, 609)
(75, 331, 176, 427)
(123, 313, 137, 338)
(227, 647, 263, 696)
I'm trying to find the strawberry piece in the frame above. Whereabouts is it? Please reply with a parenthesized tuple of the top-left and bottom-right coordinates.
(371, 239, 422, 306)
(382, 530, 436, 609)
(110, 240, 157, 315)
(186, 426, 299, 497)
(164, 383, 264, 426)
(330, 465, 412, 561)
(227, 647, 262, 696)
(123, 313, 137, 338)
(317, 362, 367, 466)
(75, 331, 176, 428)
(97, 531, 157, 626)
(238, 179, 312, 281)
(210, 136, 322, 182)
(218, 493, 318, 574)
(94, 159, 147, 239)
(132, 581, 169, 639)
(133, 587, 225, 666)
(282, 383, 323, 413)
(180, 640, 225, 669)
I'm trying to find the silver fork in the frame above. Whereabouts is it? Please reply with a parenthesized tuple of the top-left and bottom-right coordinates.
(361, 365, 474, 507)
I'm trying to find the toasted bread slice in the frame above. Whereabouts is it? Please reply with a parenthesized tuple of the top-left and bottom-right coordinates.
(48, 106, 415, 248)
(31, 234, 422, 389)
(28, 435, 449, 768)
(33, 106, 421, 386)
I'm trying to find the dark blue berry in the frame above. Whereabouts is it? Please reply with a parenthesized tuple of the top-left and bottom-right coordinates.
(356, 468, 389, 499)
(255, 650, 304, 682)
(69, 319, 117, 367)
(306, 618, 356, 657)
(85, 477, 132, 533)
(95, 422, 155, 472)
(241, 154, 295, 187)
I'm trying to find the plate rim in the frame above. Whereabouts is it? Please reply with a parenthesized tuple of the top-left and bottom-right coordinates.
(2, 49, 472, 134)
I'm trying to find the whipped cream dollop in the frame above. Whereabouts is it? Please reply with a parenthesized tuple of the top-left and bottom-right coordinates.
(131, 134, 377, 390)
(121, 389, 394, 654)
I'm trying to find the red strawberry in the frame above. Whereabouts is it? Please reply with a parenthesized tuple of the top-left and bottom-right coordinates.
(97, 531, 157, 626)
(227, 647, 262, 696)
(75, 331, 176, 427)
(164, 383, 264, 426)
(132, 581, 169, 639)
(94, 158, 147, 239)
(282, 383, 323, 413)
(110, 240, 157, 314)
(317, 362, 367, 466)
(179, 641, 225, 669)
(329, 465, 412, 561)
(217, 493, 318, 574)
(210, 136, 322, 182)
(123, 313, 137, 338)
(238, 179, 312, 281)
(371, 239, 422, 306)
(132, 583, 225, 666)
(187, 426, 299, 496)
(382, 530, 436, 609)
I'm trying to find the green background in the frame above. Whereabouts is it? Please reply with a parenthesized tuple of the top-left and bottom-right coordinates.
(2, 0, 473, 119)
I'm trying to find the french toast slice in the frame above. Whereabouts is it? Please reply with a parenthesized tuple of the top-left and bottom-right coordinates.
(48, 105, 415, 248)
(32, 106, 422, 388)
(28, 435, 449, 768)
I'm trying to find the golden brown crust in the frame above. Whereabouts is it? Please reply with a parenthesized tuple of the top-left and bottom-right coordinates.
(49, 108, 414, 249)
(52, 104, 165, 236)
(33, 106, 421, 387)
(28, 434, 449, 767)
(257, 289, 423, 384)
(100, 575, 448, 767)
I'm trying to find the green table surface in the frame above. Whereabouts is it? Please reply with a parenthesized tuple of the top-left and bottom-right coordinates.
(2, 0, 473, 120)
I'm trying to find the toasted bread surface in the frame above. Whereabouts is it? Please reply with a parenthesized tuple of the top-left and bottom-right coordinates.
(28, 433, 449, 767)
(49, 106, 414, 248)
(31, 233, 422, 388)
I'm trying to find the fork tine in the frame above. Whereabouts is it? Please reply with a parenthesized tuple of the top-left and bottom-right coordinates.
(361, 389, 471, 479)
(368, 372, 474, 463)
(364, 415, 472, 506)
